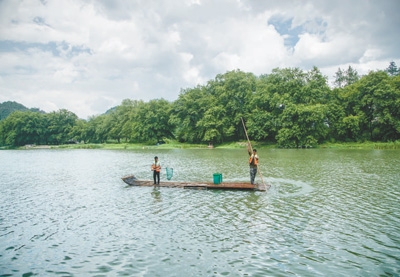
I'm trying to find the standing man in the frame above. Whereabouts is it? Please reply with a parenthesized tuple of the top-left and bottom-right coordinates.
(248, 145, 258, 184)
(151, 156, 161, 185)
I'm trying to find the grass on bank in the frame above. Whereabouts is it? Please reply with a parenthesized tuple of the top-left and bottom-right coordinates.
(55, 140, 211, 150)
(54, 140, 279, 150)
(4, 139, 400, 150)
(318, 140, 400, 149)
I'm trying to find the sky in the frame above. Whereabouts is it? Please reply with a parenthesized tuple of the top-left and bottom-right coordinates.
(0, 0, 399, 119)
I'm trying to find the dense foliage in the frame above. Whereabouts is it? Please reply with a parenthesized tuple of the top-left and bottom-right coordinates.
(1, 64, 399, 147)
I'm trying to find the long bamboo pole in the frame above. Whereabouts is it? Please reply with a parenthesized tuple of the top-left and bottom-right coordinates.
(241, 117, 266, 186)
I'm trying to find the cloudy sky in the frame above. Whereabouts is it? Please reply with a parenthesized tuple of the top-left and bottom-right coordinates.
(1, 0, 399, 119)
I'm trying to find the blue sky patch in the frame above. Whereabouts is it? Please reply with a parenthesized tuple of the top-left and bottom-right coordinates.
(268, 17, 302, 48)
(0, 40, 91, 58)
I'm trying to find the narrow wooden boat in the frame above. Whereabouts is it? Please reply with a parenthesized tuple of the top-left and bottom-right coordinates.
(122, 175, 268, 191)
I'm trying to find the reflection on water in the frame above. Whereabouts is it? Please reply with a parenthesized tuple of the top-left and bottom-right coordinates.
(151, 186, 162, 202)
(0, 149, 399, 276)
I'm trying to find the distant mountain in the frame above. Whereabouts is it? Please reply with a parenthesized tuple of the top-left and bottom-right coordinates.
(104, 106, 117, 114)
(0, 101, 45, 120)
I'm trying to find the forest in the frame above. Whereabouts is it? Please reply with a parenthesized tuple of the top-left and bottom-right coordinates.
(1, 62, 399, 148)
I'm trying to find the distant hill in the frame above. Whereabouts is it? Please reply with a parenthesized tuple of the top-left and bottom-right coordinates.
(104, 106, 117, 114)
(0, 101, 45, 120)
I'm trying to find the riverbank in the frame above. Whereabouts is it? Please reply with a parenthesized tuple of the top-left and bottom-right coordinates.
(318, 141, 400, 149)
(3, 140, 399, 150)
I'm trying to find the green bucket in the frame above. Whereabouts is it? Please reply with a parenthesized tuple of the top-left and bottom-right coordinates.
(213, 173, 222, 184)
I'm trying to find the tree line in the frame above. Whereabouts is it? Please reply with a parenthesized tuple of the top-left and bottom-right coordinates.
(1, 63, 399, 148)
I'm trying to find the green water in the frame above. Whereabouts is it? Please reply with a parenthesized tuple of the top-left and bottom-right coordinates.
(0, 148, 399, 276)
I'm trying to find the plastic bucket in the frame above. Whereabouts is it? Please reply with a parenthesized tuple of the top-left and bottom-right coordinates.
(213, 173, 222, 184)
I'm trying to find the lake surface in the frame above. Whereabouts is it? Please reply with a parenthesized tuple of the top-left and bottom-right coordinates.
(0, 148, 399, 276)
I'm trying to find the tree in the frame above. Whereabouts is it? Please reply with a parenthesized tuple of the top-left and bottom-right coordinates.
(46, 109, 78, 144)
(248, 67, 329, 145)
(339, 115, 362, 141)
(206, 70, 256, 141)
(103, 111, 122, 143)
(69, 119, 88, 143)
(334, 66, 359, 88)
(358, 71, 400, 141)
(132, 99, 175, 143)
(303, 66, 330, 104)
(2, 65, 399, 147)
(245, 110, 275, 141)
(84, 114, 108, 143)
(330, 83, 363, 141)
(170, 86, 211, 143)
(196, 105, 227, 143)
(334, 70, 400, 142)
(116, 99, 142, 142)
(276, 104, 328, 147)
(386, 61, 399, 76)
(0, 111, 46, 146)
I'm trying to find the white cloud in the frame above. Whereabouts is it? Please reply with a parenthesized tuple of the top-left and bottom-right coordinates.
(0, 0, 399, 118)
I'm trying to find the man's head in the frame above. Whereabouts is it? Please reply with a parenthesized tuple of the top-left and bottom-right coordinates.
(154, 156, 158, 160)
(253, 149, 257, 153)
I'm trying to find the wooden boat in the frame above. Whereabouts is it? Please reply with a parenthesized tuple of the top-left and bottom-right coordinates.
(122, 175, 268, 191)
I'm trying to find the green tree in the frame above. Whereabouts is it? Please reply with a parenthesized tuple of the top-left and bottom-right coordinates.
(103, 111, 121, 142)
(206, 70, 256, 141)
(340, 115, 362, 141)
(330, 80, 365, 141)
(85, 114, 108, 143)
(248, 67, 329, 145)
(170, 86, 211, 143)
(277, 104, 328, 147)
(333, 70, 400, 142)
(0, 111, 46, 146)
(46, 109, 78, 144)
(325, 92, 346, 142)
(246, 74, 282, 141)
(69, 119, 88, 143)
(196, 105, 228, 143)
(386, 61, 399, 76)
(2, 65, 399, 148)
(334, 66, 359, 88)
(358, 71, 400, 141)
(115, 99, 142, 142)
(132, 99, 175, 143)
(266, 67, 306, 104)
(304, 66, 330, 104)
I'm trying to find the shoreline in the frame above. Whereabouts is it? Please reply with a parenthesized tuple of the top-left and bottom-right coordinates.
(2, 140, 399, 150)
